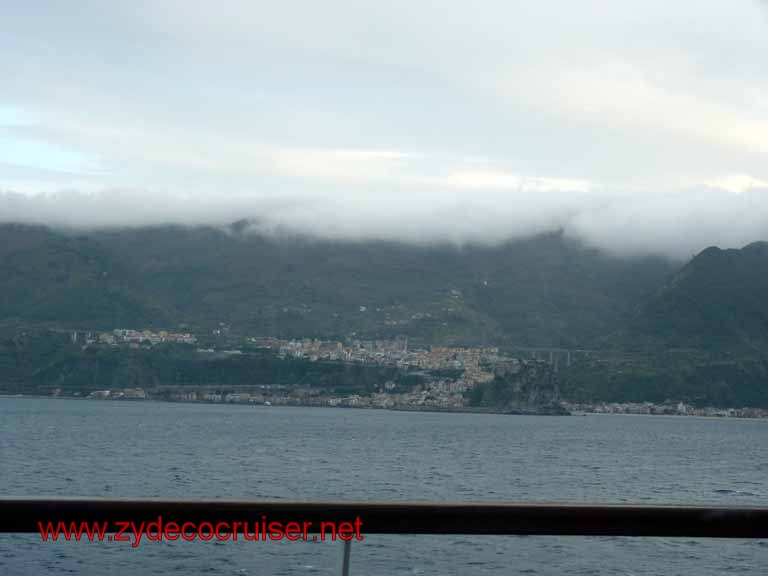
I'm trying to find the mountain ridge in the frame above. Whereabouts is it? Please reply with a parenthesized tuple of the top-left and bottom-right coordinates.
(2, 222, 767, 406)
(0, 222, 677, 348)
(627, 240, 768, 353)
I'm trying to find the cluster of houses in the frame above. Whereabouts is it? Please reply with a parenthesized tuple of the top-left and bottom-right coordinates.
(249, 336, 504, 388)
(84, 388, 147, 400)
(73, 329, 197, 347)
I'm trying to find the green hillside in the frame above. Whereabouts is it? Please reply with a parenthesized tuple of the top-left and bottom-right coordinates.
(3, 222, 768, 406)
(630, 241, 768, 353)
(562, 242, 768, 406)
(0, 224, 171, 329)
(0, 223, 675, 347)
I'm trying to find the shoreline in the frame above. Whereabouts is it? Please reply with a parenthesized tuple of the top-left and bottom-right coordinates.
(4, 394, 767, 419)
(0, 394, 571, 416)
(0, 393, 569, 416)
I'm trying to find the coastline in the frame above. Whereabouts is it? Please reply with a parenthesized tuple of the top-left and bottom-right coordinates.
(0, 393, 571, 416)
(5, 394, 767, 419)
(6, 394, 768, 422)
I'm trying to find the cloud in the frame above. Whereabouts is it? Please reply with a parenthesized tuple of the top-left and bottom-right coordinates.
(564, 187, 768, 258)
(537, 60, 768, 157)
(1, 1, 768, 258)
(2, 184, 767, 260)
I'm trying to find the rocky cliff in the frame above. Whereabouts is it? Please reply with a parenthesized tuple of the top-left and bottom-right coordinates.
(467, 360, 568, 414)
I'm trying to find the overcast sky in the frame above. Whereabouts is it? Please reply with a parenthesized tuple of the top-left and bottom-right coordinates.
(2, 1, 768, 258)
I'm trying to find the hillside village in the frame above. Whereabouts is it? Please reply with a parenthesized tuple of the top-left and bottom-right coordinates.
(53, 328, 768, 418)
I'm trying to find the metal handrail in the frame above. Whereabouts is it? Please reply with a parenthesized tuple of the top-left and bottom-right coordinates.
(1, 499, 766, 538)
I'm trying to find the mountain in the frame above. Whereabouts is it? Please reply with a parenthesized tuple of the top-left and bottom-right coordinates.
(561, 242, 768, 407)
(0, 224, 171, 329)
(0, 223, 675, 348)
(629, 241, 768, 353)
(3, 221, 767, 406)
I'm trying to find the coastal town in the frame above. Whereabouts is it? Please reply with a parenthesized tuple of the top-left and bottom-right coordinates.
(65, 329, 509, 410)
(76, 329, 502, 381)
(249, 335, 501, 384)
(45, 327, 768, 418)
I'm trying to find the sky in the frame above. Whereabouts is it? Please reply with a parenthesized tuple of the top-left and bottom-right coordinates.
(1, 0, 768, 258)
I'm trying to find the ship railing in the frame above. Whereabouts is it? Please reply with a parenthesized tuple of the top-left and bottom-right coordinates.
(2, 499, 766, 576)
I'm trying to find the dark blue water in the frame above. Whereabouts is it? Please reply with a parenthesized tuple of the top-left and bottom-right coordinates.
(1, 398, 766, 575)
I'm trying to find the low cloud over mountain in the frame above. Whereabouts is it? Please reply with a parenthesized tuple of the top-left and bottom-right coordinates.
(1, 185, 766, 260)
(2, 1, 768, 258)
